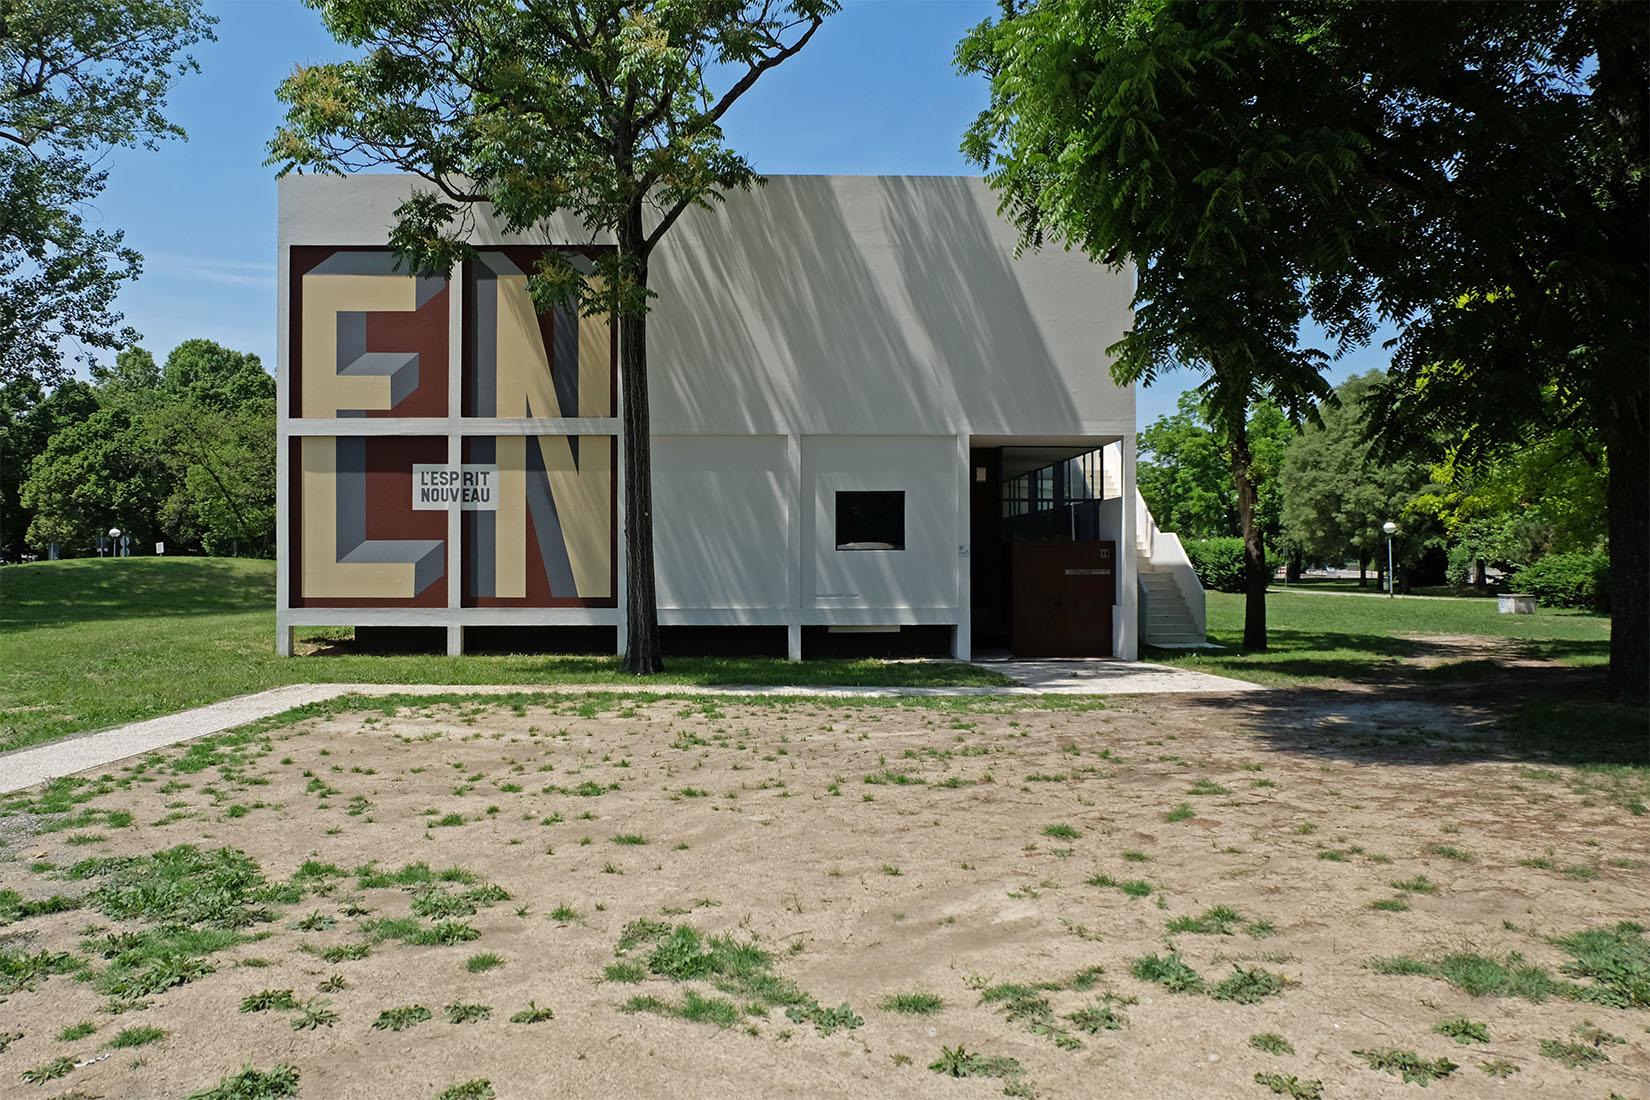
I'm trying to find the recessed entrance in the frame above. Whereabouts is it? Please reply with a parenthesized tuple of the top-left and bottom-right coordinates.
(969, 443, 1121, 657)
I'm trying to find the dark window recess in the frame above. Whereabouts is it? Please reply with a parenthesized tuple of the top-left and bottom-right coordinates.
(836, 491, 905, 550)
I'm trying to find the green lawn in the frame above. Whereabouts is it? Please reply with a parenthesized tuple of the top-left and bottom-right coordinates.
(1147, 587, 1612, 687)
(0, 558, 1008, 753)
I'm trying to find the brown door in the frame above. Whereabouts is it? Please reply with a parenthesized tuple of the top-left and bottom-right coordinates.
(1011, 541, 1115, 657)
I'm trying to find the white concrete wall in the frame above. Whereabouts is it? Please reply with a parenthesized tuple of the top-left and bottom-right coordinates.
(277, 175, 1136, 440)
(276, 175, 1140, 658)
(802, 436, 959, 617)
(653, 435, 789, 611)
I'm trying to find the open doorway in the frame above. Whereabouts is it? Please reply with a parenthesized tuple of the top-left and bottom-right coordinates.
(970, 443, 1121, 657)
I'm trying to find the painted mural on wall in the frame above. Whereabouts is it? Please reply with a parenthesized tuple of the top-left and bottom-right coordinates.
(289, 247, 615, 609)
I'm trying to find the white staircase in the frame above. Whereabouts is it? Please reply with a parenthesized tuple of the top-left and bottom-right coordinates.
(1139, 567, 1204, 646)
(1129, 478, 1206, 648)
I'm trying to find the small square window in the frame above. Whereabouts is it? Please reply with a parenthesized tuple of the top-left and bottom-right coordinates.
(836, 491, 904, 551)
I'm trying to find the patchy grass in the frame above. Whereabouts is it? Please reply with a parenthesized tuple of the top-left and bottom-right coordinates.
(0, 559, 1009, 752)
(1, 690, 1645, 1098)
(1353, 1048, 1459, 1085)
(1146, 588, 1613, 687)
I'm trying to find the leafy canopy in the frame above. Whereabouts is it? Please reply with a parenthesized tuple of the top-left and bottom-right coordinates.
(0, 0, 215, 384)
(269, 0, 836, 310)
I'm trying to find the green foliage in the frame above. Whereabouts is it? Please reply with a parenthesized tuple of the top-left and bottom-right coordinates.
(1165, 906, 1245, 936)
(68, 844, 274, 928)
(1538, 1039, 1607, 1069)
(1554, 922, 1650, 1008)
(1511, 552, 1610, 613)
(960, 0, 1647, 679)
(239, 989, 299, 1013)
(784, 1000, 862, 1035)
(1208, 966, 1286, 1004)
(19, 1056, 74, 1084)
(1184, 539, 1281, 595)
(1433, 1016, 1489, 1044)
(436, 1082, 494, 1100)
(108, 1025, 166, 1048)
(1253, 1073, 1322, 1100)
(1129, 953, 1203, 994)
(878, 992, 943, 1015)
(443, 1002, 491, 1024)
(1279, 372, 1438, 576)
(185, 1065, 300, 1100)
(0, 1, 214, 387)
(56, 1020, 96, 1042)
(928, 1046, 1026, 1081)
(508, 1001, 554, 1024)
(370, 1004, 432, 1032)
(1248, 1033, 1294, 1055)
(1138, 394, 1295, 544)
(1353, 1048, 1458, 1084)
(1066, 999, 1126, 1034)
(15, 338, 275, 557)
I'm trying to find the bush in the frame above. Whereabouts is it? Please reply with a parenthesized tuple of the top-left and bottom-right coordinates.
(1183, 538, 1283, 593)
(1509, 551, 1609, 612)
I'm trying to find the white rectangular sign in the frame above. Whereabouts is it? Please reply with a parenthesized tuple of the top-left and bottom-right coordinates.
(412, 464, 500, 510)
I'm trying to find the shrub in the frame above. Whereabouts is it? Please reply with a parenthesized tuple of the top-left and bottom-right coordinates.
(1510, 551, 1609, 612)
(1182, 538, 1283, 594)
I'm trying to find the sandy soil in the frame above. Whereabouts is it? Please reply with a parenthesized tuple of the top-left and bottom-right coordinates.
(0, 688, 1645, 1100)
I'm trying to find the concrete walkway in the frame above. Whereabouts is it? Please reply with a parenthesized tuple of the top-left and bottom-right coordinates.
(0, 661, 1260, 796)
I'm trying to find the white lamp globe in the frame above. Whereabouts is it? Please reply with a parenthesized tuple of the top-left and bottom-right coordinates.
(1381, 521, 1397, 536)
(109, 527, 122, 539)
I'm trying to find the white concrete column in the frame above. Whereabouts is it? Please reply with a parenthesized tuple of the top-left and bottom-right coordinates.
(952, 432, 972, 661)
(1117, 432, 1139, 661)
(785, 433, 802, 662)
(274, 241, 293, 657)
(614, 338, 628, 660)
(446, 264, 464, 651)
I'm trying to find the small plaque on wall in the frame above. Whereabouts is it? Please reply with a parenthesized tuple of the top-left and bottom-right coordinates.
(412, 464, 501, 510)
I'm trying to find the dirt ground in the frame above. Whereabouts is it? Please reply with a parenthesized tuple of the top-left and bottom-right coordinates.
(1, 687, 1646, 1100)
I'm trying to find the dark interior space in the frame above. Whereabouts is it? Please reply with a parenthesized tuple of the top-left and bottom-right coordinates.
(461, 625, 617, 655)
(351, 626, 446, 654)
(660, 625, 788, 658)
(801, 625, 951, 659)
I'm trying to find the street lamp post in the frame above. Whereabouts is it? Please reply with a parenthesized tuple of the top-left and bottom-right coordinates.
(1382, 520, 1397, 597)
(108, 527, 122, 560)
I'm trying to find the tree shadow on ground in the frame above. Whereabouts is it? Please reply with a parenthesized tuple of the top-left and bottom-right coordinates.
(1179, 667, 1648, 776)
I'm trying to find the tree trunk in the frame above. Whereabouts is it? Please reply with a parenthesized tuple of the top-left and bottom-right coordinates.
(1286, 551, 1303, 583)
(618, 209, 662, 675)
(1603, 398, 1647, 704)
(1473, 559, 1486, 588)
(1227, 423, 1267, 651)
(1358, 559, 1367, 586)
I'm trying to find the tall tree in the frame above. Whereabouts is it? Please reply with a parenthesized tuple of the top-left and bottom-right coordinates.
(958, 0, 1367, 650)
(1328, 2, 1647, 701)
(1138, 392, 1293, 548)
(159, 339, 274, 409)
(1280, 372, 1436, 586)
(0, 374, 93, 554)
(960, 1, 1645, 699)
(0, 0, 215, 385)
(268, 0, 835, 674)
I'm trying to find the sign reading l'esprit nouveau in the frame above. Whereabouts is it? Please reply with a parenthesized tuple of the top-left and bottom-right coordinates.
(412, 465, 500, 510)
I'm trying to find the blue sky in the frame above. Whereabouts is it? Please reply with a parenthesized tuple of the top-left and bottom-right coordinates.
(96, 0, 1386, 428)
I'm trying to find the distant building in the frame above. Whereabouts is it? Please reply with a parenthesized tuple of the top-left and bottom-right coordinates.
(275, 175, 1202, 659)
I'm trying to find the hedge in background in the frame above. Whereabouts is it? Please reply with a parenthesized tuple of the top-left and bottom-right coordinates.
(1183, 538, 1284, 594)
(1510, 551, 1610, 613)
